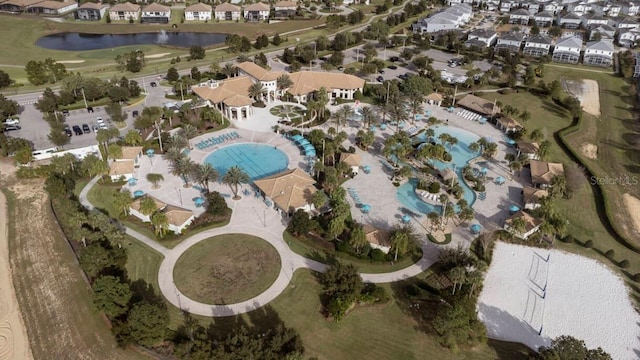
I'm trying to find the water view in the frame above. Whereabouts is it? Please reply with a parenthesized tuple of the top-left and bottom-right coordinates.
(36, 30, 227, 51)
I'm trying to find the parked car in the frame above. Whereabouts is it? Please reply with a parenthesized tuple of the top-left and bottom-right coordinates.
(96, 116, 104, 124)
(398, 74, 409, 80)
(64, 125, 72, 137)
(132, 110, 139, 117)
(318, 56, 328, 61)
(376, 76, 384, 82)
(98, 123, 108, 130)
(337, 66, 344, 71)
(388, 65, 398, 70)
(150, 82, 157, 87)
(92, 125, 99, 133)
(62, 109, 70, 116)
(86, 106, 94, 113)
(3, 118, 20, 125)
(72, 125, 83, 136)
(389, 56, 400, 62)
(378, 69, 385, 74)
(82, 124, 90, 134)
(3, 125, 21, 132)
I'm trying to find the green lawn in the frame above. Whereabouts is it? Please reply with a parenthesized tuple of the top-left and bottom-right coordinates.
(126, 236, 164, 284)
(173, 234, 281, 305)
(283, 231, 423, 273)
(479, 67, 640, 300)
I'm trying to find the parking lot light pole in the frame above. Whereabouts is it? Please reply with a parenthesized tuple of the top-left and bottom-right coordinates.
(81, 88, 88, 108)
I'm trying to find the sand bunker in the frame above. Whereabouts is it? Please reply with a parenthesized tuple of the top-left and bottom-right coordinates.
(146, 53, 171, 59)
(561, 79, 601, 117)
(623, 194, 640, 235)
(56, 60, 85, 64)
(581, 80, 600, 117)
(580, 143, 598, 160)
(0, 191, 33, 360)
(478, 242, 640, 359)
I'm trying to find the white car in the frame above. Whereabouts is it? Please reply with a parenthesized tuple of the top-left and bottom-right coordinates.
(3, 118, 20, 125)
(96, 117, 104, 124)
(98, 123, 108, 130)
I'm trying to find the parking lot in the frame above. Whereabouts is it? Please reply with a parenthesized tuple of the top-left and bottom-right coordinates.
(7, 80, 171, 150)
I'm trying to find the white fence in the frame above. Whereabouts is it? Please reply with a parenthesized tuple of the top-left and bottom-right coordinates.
(32, 145, 101, 161)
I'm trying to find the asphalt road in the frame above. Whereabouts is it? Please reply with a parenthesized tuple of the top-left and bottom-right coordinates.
(6, 41, 490, 150)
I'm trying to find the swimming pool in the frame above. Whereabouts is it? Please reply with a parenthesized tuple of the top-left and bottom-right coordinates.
(396, 125, 480, 215)
(204, 143, 289, 181)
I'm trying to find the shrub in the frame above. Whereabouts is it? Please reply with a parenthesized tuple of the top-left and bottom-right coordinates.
(605, 249, 615, 259)
(561, 234, 575, 243)
(583, 240, 594, 248)
(370, 248, 386, 261)
(442, 152, 452, 162)
(619, 260, 630, 269)
(473, 183, 485, 192)
(499, 88, 513, 95)
(310, 5, 317, 11)
(428, 182, 441, 193)
(633, 273, 640, 282)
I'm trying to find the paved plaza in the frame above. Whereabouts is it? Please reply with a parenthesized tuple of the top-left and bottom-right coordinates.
(79, 98, 533, 316)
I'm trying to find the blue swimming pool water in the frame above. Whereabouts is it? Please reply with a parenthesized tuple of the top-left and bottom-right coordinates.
(396, 125, 480, 215)
(204, 143, 289, 181)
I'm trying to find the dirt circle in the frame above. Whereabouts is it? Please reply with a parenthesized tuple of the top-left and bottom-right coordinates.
(580, 143, 598, 160)
(173, 234, 281, 305)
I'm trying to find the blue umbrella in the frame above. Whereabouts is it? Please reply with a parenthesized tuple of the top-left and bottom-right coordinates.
(509, 205, 520, 213)
(495, 176, 505, 185)
(380, 123, 387, 130)
(133, 190, 144, 198)
(402, 214, 411, 223)
(303, 144, 315, 151)
(127, 178, 137, 185)
(146, 149, 155, 156)
(291, 134, 303, 142)
(298, 139, 310, 146)
(361, 204, 371, 213)
(470, 224, 481, 233)
(481, 167, 488, 174)
(507, 139, 516, 145)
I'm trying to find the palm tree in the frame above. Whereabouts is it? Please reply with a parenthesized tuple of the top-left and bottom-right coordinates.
(171, 157, 197, 186)
(349, 223, 368, 254)
(449, 266, 466, 295)
(168, 134, 188, 150)
(164, 146, 185, 165)
(390, 223, 416, 261)
(537, 140, 552, 160)
(408, 93, 424, 124)
(358, 106, 376, 129)
(509, 160, 523, 176)
(312, 160, 324, 179)
(223, 165, 249, 199)
(427, 211, 440, 230)
(209, 62, 221, 76)
(193, 163, 219, 193)
(113, 189, 133, 218)
(90, 159, 109, 178)
(107, 144, 122, 161)
(124, 130, 142, 146)
(151, 212, 169, 238)
(530, 128, 544, 142)
(550, 175, 567, 199)
(180, 124, 198, 149)
(331, 105, 352, 133)
(483, 142, 498, 158)
(146, 173, 164, 189)
(519, 110, 531, 123)
(222, 63, 237, 78)
(314, 87, 330, 120)
(248, 82, 265, 103)
(509, 216, 527, 238)
(276, 74, 293, 97)
(139, 196, 157, 218)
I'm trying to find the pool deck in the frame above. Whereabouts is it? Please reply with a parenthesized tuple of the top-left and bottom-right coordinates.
(126, 127, 307, 215)
(327, 103, 527, 247)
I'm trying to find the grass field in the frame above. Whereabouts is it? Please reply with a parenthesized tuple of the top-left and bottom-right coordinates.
(173, 234, 281, 305)
(283, 231, 423, 273)
(478, 68, 640, 295)
(3, 181, 146, 359)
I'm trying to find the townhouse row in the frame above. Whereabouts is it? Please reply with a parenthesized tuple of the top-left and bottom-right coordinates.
(466, 29, 614, 66)
(0, 0, 299, 23)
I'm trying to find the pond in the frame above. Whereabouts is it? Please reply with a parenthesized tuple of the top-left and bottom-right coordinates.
(35, 31, 227, 51)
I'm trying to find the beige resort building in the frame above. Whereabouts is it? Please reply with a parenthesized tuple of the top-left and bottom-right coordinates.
(191, 62, 365, 121)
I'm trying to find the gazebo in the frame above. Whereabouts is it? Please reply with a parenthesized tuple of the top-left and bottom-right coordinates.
(425, 93, 443, 106)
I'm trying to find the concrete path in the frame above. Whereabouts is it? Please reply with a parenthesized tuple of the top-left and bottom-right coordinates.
(78, 148, 439, 316)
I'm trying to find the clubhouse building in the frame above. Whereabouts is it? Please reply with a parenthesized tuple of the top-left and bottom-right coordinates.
(191, 62, 365, 121)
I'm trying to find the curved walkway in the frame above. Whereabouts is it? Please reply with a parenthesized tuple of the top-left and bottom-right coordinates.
(80, 166, 439, 316)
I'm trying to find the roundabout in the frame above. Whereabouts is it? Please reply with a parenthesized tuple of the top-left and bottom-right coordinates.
(173, 234, 281, 305)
